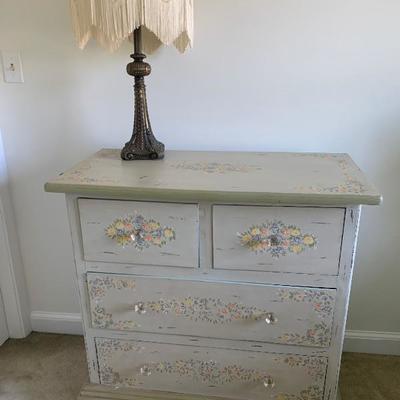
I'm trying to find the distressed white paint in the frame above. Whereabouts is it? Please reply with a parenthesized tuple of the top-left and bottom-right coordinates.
(95, 337, 327, 400)
(46, 150, 380, 206)
(324, 206, 360, 400)
(79, 199, 199, 268)
(87, 273, 336, 347)
(213, 205, 344, 274)
(44, 151, 378, 400)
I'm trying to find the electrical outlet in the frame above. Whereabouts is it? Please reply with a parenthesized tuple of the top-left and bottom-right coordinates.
(1, 51, 24, 83)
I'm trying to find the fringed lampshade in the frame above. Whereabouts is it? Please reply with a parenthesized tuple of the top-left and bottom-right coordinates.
(70, 0, 194, 160)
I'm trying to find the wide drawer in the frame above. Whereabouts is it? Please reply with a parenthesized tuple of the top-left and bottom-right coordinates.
(78, 199, 199, 268)
(95, 338, 328, 400)
(87, 273, 336, 348)
(213, 205, 345, 275)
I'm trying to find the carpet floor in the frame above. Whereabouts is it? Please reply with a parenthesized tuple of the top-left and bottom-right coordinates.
(0, 333, 399, 400)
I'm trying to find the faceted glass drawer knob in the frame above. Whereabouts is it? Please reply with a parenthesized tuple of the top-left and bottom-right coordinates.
(269, 235, 280, 246)
(130, 230, 143, 242)
(133, 302, 146, 315)
(264, 377, 275, 389)
(265, 312, 277, 325)
(140, 365, 151, 376)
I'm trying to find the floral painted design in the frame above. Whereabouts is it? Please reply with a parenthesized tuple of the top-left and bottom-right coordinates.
(88, 276, 138, 330)
(91, 305, 140, 330)
(143, 359, 270, 385)
(88, 275, 267, 328)
(238, 221, 317, 257)
(172, 161, 262, 174)
(97, 339, 270, 387)
(275, 385, 323, 400)
(56, 162, 117, 185)
(146, 297, 267, 324)
(89, 276, 333, 346)
(97, 339, 143, 359)
(276, 288, 334, 347)
(295, 153, 368, 194)
(97, 339, 325, 398)
(105, 214, 176, 249)
(100, 366, 137, 388)
(97, 339, 144, 387)
(278, 321, 331, 347)
(277, 288, 335, 317)
(88, 275, 136, 300)
(276, 356, 327, 382)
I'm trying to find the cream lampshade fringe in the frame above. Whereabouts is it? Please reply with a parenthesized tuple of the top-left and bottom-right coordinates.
(70, 0, 194, 54)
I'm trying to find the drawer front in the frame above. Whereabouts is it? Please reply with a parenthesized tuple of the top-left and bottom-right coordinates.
(79, 199, 199, 268)
(88, 273, 336, 348)
(213, 205, 344, 275)
(96, 338, 328, 400)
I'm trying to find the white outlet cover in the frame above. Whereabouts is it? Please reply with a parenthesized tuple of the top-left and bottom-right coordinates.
(1, 51, 24, 83)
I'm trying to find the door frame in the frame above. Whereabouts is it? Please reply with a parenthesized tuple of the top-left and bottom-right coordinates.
(0, 130, 31, 338)
(0, 288, 9, 345)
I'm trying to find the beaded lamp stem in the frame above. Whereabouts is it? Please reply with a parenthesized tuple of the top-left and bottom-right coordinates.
(121, 27, 165, 161)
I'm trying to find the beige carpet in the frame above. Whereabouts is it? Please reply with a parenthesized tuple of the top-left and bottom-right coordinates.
(0, 333, 87, 400)
(340, 352, 400, 400)
(0, 333, 399, 400)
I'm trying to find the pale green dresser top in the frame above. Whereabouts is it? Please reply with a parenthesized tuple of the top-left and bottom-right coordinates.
(45, 149, 381, 206)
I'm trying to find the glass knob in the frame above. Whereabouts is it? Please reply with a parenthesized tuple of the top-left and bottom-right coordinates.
(264, 376, 275, 389)
(140, 365, 151, 376)
(269, 235, 280, 246)
(133, 302, 146, 315)
(130, 230, 144, 242)
(265, 312, 277, 325)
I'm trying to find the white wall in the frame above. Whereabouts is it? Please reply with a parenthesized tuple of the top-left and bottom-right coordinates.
(0, 0, 400, 341)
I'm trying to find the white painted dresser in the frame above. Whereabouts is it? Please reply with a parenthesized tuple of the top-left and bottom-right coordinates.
(45, 150, 381, 400)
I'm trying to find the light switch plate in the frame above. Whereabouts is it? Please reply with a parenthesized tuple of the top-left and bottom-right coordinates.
(1, 51, 24, 83)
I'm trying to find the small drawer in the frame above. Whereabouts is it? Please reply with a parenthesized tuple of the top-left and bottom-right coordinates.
(88, 273, 336, 348)
(78, 199, 199, 268)
(95, 338, 328, 400)
(213, 205, 345, 275)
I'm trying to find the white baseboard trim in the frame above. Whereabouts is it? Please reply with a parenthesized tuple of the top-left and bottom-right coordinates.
(31, 311, 83, 336)
(344, 330, 400, 355)
(30, 312, 400, 355)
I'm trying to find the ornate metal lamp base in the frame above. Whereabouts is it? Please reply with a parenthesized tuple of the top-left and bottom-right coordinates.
(121, 134, 165, 161)
(121, 27, 165, 161)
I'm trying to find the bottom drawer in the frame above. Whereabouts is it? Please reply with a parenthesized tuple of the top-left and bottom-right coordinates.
(96, 338, 328, 400)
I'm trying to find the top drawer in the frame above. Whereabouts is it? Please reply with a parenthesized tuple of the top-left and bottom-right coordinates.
(78, 199, 199, 268)
(213, 205, 344, 275)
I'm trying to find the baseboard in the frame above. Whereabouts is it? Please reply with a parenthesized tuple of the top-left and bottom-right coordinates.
(30, 311, 83, 335)
(30, 312, 400, 355)
(344, 330, 400, 355)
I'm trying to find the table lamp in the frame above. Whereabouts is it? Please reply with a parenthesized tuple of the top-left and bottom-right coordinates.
(70, 0, 194, 160)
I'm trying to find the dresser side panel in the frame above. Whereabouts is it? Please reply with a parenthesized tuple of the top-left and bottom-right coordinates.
(66, 194, 100, 384)
(324, 206, 361, 400)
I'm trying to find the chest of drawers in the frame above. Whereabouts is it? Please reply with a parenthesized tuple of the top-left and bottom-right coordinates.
(45, 150, 381, 400)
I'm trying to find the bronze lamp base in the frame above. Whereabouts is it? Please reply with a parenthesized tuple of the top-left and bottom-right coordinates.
(121, 27, 165, 161)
